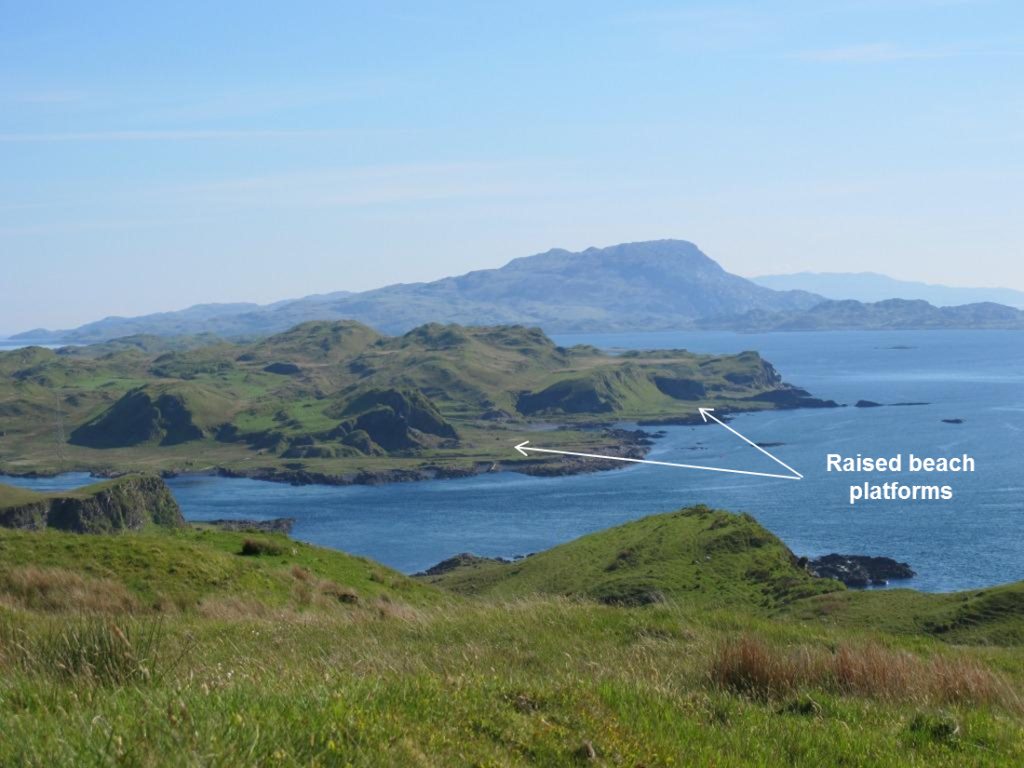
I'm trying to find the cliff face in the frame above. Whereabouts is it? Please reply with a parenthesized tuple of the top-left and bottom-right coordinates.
(0, 475, 184, 533)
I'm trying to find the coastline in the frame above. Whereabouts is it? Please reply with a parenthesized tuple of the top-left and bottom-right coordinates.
(0, 394, 841, 489)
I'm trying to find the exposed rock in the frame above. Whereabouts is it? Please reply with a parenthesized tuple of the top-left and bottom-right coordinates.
(746, 387, 840, 409)
(416, 552, 509, 576)
(942, 418, 965, 424)
(652, 375, 706, 400)
(855, 400, 883, 408)
(808, 553, 915, 587)
(0, 475, 184, 533)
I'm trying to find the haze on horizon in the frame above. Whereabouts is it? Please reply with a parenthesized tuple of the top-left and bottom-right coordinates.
(2, 1, 1022, 334)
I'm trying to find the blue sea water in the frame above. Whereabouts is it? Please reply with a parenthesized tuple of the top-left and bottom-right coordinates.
(3, 330, 1022, 592)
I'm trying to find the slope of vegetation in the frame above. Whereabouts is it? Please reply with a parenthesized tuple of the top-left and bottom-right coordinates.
(0, 320, 813, 480)
(2, 503, 1024, 766)
(420, 506, 841, 609)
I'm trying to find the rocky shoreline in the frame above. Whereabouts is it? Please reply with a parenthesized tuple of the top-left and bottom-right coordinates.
(804, 553, 916, 588)
(214, 427, 661, 487)
(2, 392, 892, 490)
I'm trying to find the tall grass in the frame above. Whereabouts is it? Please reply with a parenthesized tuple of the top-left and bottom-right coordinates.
(0, 616, 189, 686)
(2, 566, 138, 613)
(708, 635, 1021, 711)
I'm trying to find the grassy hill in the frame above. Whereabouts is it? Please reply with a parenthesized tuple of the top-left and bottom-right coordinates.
(2, 502, 1024, 765)
(420, 506, 841, 609)
(0, 320, 817, 481)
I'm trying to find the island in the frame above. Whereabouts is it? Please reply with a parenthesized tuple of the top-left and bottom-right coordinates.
(0, 320, 836, 484)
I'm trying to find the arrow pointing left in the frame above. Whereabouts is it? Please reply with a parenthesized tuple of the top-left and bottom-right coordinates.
(512, 440, 801, 480)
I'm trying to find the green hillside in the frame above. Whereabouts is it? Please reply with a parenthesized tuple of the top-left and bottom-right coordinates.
(0, 523, 437, 612)
(3, 502, 1024, 765)
(421, 506, 841, 609)
(0, 320, 817, 481)
(785, 581, 1024, 646)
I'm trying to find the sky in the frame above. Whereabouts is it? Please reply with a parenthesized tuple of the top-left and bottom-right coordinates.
(1, 0, 1022, 333)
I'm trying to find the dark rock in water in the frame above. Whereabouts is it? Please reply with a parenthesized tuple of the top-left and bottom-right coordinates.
(416, 552, 508, 576)
(747, 387, 840, 409)
(263, 362, 301, 375)
(855, 400, 883, 408)
(202, 517, 295, 534)
(754, 441, 785, 448)
(942, 418, 965, 424)
(808, 553, 915, 588)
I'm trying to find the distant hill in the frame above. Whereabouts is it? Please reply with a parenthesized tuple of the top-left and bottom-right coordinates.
(752, 272, 1024, 308)
(13, 241, 820, 342)
(699, 298, 1024, 331)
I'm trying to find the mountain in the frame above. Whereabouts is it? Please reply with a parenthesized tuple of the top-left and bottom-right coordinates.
(11, 292, 353, 344)
(751, 272, 1024, 308)
(699, 298, 1024, 331)
(12, 241, 821, 342)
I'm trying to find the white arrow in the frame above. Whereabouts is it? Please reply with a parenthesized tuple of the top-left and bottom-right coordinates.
(513, 408, 802, 481)
(698, 408, 803, 479)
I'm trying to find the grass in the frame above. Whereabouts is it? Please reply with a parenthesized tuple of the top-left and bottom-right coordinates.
(3, 506, 1024, 764)
(3, 599, 1024, 766)
(0, 526, 439, 610)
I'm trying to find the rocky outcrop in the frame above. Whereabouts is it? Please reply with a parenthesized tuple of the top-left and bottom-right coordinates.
(69, 384, 228, 448)
(807, 554, 915, 587)
(326, 387, 458, 454)
(746, 387, 840, 409)
(416, 552, 509, 577)
(0, 475, 184, 533)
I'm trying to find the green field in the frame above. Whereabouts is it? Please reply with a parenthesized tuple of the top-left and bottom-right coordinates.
(2, 498, 1024, 766)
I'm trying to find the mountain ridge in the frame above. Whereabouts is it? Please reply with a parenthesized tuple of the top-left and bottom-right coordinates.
(13, 241, 821, 342)
(752, 271, 1024, 308)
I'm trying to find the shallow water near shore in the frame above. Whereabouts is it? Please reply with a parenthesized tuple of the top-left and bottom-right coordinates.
(3, 330, 1022, 593)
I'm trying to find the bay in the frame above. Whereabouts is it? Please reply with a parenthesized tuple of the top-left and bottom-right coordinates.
(3, 330, 1022, 592)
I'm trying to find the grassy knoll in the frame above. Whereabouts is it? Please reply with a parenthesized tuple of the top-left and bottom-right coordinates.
(419, 505, 841, 609)
(3, 504, 1024, 765)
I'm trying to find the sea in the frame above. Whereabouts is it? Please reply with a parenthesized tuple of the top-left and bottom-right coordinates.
(3, 330, 1022, 592)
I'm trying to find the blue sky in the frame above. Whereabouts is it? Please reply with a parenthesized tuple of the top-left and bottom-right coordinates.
(1, 0, 1021, 333)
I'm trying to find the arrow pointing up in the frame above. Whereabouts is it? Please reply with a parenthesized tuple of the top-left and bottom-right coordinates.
(697, 408, 803, 479)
